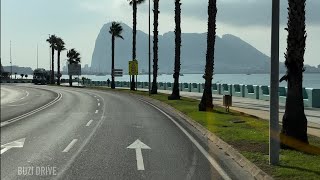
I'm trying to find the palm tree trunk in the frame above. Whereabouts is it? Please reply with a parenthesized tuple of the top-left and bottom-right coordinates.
(199, 0, 217, 111)
(151, 0, 159, 94)
(168, 0, 181, 100)
(111, 35, 115, 89)
(57, 50, 61, 85)
(281, 0, 308, 147)
(51, 47, 55, 84)
(131, 1, 137, 90)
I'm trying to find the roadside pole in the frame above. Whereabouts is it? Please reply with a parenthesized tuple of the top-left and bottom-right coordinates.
(148, 0, 151, 96)
(270, 0, 280, 165)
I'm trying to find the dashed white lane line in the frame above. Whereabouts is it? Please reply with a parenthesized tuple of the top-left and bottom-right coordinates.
(86, 120, 93, 127)
(62, 139, 78, 153)
(98, 103, 100, 107)
(97, 99, 100, 101)
(95, 110, 99, 114)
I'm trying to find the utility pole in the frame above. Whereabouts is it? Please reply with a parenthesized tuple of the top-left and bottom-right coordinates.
(270, 0, 280, 165)
(37, 44, 39, 69)
(10, 41, 12, 79)
(148, 0, 151, 96)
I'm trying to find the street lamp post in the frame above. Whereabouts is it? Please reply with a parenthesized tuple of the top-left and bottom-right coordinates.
(10, 41, 12, 79)
(270, 0, 280, 165)
(148, 0, 151, 96)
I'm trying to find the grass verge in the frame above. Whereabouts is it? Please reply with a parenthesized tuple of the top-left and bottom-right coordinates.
(90, 87, 320, 180)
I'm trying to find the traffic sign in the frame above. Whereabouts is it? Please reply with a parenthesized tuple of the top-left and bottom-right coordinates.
(129, 60, 138, 75)
(113, 69, 123, 77)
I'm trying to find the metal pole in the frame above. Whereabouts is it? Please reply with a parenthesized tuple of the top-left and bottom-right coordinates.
(37, 44, 39, 69)
(270, 0, 280, 165)
(148, 0, 151, 95)
(10, 41, 12, 79)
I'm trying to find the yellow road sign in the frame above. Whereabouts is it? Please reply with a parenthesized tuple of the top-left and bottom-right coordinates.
(129, 60, 138, 75)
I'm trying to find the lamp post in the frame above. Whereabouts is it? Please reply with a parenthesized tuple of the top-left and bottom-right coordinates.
(270, 0, 280, 165)
(148, 0, 151, 96)
(10, 41, 12, 79)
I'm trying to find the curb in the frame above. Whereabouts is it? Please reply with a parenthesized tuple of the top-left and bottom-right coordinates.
(134, 94, 273, 180)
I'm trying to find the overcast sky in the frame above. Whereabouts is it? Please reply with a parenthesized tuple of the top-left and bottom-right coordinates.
(1, 0, 320, 69)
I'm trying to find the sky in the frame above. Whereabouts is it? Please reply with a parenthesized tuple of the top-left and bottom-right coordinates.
(1, 0, 320, 70)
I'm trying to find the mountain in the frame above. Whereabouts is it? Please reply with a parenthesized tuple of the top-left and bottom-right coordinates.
(90, 22, 317, 74)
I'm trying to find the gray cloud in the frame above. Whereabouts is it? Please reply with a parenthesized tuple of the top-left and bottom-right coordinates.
(140, 0, 320, 27)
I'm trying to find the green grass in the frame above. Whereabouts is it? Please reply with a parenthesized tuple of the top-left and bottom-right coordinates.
(90, 87, 320, 179)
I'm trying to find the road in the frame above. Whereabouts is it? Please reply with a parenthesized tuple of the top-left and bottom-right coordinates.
(1, 84, 252, 180)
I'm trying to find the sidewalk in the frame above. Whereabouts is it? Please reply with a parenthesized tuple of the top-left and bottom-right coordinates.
(122, 87, 320, 137)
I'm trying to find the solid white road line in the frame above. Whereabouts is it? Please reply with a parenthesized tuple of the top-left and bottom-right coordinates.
(86, 120, 93, 127)
(95, 110, 99, 114)
(139, 99, 232, 180)
(63, 139, 78, 153)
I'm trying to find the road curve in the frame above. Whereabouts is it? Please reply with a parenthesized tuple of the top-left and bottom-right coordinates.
(1, 85, 252, 180)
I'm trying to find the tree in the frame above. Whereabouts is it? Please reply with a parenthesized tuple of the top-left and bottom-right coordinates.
(151, 0, 160, 94)
(25, 74, 28, 78)
(168, 0, 182, 100)
(20, 74, 24, 79)
(280, 0, 308, 148)
(46, 35, 58, 84)
(128, 0, 146, 90)
(56, 37, 66, 86)
(199, 0, 217, 111)
(109, 22, 124, 89)
(66, 48, 81, 87)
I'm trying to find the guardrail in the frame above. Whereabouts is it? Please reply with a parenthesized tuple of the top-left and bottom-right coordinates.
(82, 80, 320, 108)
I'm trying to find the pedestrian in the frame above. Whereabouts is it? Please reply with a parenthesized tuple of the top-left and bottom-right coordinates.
(107, 78, 110, 87)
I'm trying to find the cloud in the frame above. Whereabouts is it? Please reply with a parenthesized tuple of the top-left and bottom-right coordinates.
(145, 0, 320, 27)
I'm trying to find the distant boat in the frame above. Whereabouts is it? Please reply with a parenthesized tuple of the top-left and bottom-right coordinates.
(246, 73, 251, 75)
(180, 73, 184, 76)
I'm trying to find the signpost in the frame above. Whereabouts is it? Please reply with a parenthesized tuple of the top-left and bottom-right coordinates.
(129, 60, 138, 90)
(68, 64, 81, 86)
(68, 64, 81, 76)
(113, 69, 123, 77)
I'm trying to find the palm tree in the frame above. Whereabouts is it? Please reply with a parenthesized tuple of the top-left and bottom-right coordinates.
(46, 35, 57, 84)
(55, 37, 66, 86)
(66, 48, 81, 87)
(280, 0, 308, 147)
(168, 0, 182, 100)
(151, 0, 160, 94)
(198, 0, 217, 111)
(128, 0, 146, 90)
(109, 22, 124, 89)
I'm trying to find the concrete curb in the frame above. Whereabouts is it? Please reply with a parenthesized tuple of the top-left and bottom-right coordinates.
(134, 94, 273, 180)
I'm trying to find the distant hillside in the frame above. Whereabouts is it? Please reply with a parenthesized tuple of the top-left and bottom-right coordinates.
(91, 22, 319, 74)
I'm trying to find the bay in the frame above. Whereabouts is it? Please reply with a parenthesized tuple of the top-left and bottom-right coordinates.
(61, 73, 320, 89)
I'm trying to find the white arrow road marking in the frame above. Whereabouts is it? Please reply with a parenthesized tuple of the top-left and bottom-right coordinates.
(98, 103, 100, 107)
(86, 120, 93, 127)
(95, 110, 99, 114)
(1, 138, 26, 154)
(127, 139, 151, 170)
(63, 139, 78, 153)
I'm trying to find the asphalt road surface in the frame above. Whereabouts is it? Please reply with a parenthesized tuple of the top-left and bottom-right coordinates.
(1, 84, 252, 180)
